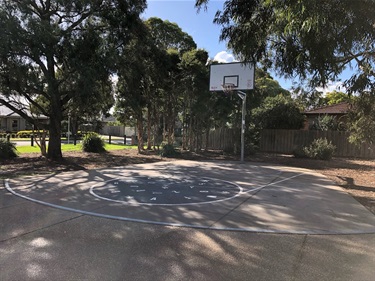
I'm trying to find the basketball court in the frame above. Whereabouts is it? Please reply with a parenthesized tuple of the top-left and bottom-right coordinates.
(5, 160, 375, 234)
(4, 62, 375, 235)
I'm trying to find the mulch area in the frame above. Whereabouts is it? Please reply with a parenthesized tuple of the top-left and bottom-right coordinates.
(1, 149, 374, 215)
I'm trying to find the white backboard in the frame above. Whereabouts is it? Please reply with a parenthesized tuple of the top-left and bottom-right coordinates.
(209, 62, 255, 91)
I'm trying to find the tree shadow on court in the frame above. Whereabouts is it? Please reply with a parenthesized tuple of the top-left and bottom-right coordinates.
(1, 214, 374, 280)
(2, 159, 375, 280)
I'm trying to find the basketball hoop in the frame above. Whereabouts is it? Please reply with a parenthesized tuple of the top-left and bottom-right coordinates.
(221, 83, 235, 94)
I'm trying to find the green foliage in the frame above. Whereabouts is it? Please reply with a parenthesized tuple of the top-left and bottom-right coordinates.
(160, 142, 179, 158)
(145, 17, 197, 53)
(325, 91, 351, 106)
(16, 130, 49, 138)
(292, 88, 327, 110)
(0, 139, 18, 159)
(255, 69, 291, 99)
(292, 147, 308, 159)
(245, 124, 259, 155)
(299, 138, 336, 160)
(310, 115, 346, 131)
(196, 0, 374, 91)
(348, 93, 375, 145)
(196, 0, 375, 147)
(252, 95, 305, 129)
(0, 0, 146, 159)
(81, 133, 105, 153)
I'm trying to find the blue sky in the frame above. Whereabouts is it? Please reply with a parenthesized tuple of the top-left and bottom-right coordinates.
(142, 0, 349, 93)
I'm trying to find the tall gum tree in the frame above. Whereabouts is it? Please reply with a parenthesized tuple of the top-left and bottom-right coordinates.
(0, 0, 146, 159)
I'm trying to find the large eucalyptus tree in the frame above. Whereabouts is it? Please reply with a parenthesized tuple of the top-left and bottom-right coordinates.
(0, 0, 146, 159)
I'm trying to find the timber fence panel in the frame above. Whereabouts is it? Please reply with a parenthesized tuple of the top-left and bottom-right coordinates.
(260, 129, 375, 158)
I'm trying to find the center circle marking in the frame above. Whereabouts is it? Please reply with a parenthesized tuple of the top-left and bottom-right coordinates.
(90, 176, 243, 206)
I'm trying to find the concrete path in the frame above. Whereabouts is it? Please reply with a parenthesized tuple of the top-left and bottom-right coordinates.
(1, 160, 375, 280)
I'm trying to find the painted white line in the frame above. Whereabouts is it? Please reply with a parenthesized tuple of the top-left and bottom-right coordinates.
(5, 179, 375, 235)
(89, 176, 244, 206)
(243, 173, 305, 195)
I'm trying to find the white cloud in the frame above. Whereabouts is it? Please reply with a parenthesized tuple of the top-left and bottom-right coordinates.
(315, 81, 347, 95)
(213, 51, 238, 63)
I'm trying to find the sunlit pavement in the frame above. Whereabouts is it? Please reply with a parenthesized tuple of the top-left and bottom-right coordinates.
(1, 160, 375, 280)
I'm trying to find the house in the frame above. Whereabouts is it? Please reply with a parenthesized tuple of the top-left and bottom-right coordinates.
(99, 115, 136, 137)
(0, 105, 48, 132)
(303, 102, 350, 130)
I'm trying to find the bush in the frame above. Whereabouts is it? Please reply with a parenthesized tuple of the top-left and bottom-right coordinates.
(81, 132, 105, 153)
(0, 139, 18, 159)
(16, 130, 48, 138)
(303, 138, 336, 160)
(160, 142, 179, 158)
(292, 147, 307, 158)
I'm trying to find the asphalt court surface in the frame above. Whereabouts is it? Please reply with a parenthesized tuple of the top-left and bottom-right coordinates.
(5, 160, 375, 234)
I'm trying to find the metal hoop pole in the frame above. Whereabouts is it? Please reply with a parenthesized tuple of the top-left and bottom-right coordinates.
(238, 91, 247, 162)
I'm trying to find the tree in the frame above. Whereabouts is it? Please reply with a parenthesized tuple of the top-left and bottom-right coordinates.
(0, 0, 146, 159)
(114, 20, 167, 152)
(348, 93, 375, 145)
(143, 17, 199, 147)
(255, 69, 290, 99)
(196, 0, 374, 89)
(325, 91, 351, 106)
(179, 49, 211, 150)
(145, 17, 197, 53)
(196, 0, 374, 143)
(252, 95, 305, 130)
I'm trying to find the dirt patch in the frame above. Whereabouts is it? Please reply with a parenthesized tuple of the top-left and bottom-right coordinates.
(1, 149, 374, 215)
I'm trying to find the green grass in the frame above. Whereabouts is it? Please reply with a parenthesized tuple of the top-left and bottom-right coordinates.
(16, 143, 137, 154)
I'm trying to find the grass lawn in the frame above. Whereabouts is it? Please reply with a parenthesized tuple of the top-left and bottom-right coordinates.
(16, 143, 137, 154)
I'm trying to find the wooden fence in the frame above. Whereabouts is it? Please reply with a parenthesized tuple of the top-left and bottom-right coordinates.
(206, 128, 375, 158)
(205, 128, 236, 150)
(260, 129, 375, 158)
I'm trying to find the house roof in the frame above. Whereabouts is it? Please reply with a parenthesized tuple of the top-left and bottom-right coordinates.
(0, 105, 18, 117)
(304, 102, 350, 115)
(101, 116, 116, 123)
(0, 105, 48, 119)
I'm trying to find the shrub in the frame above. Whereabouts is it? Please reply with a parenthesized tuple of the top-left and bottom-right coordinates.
(81, 132, 105, 153)
(0, 139, 18, 159)
(292, 147, 307, 158)
(303, 138, 336, 160)
(160, 142, 179, 158)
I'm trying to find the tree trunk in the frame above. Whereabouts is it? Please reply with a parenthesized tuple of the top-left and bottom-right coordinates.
(136, 115, 144, 153)
(147, 105, 152, 150)
(205, 127, 210, 151)
(47, 113, 63, 160)
(47, 85, 63, 160)
(163, 115, 166, 142)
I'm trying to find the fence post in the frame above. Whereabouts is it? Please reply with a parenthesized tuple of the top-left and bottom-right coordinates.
(124, 135, 127, 145)
(31, 135, 34, 146)
(109, 135, 111, 144)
